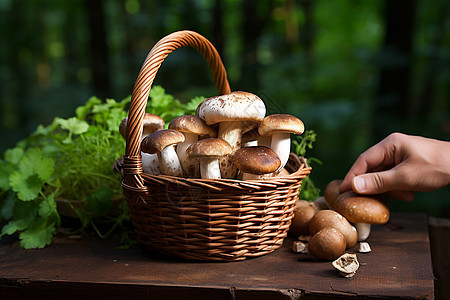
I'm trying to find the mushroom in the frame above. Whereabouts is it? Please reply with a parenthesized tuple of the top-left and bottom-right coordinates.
(119, 113, 165, 175)
(196, 91, 266, 178)
(309, 210, 358, 249)
(258, 114, 305, 173)
(168, 115, 216, 178)
(333, 191, 390, 241)
(289, 200, 321, 236)
(308, 227, 346, 261)
(323, 179, 343, 208)
(141, 129, 185, 177)
(233, 146, 281, 180)
(332, 253, 360, 278)
(186, 138, 232, 179)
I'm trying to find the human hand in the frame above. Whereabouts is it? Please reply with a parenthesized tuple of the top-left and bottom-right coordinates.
(339, 132, 450, 201)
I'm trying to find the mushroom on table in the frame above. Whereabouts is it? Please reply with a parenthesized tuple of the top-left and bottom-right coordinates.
(233, 146, 281, 180)
(186, 138, 232, 179)
(169, 115, 216, 178)
(333, 191, 390, 241)
(196, 91, 266, 178)
(258, 114, 305, 173)
(141, 129, 185, 177)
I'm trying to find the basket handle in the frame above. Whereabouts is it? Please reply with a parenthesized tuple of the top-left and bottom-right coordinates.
(125, 30, 231, 157)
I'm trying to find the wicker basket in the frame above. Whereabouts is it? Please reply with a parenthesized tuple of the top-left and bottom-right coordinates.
(121, 30, 311, 261)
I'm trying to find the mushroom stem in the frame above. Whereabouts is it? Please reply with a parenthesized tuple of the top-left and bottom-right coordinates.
(157, 145, 183, 177)
(176, 133, 199, 177)
(270, 132, 291, 171)
(218, 121, 242, 178)
(141, 152, 161, 175)
(199, 157, 221, 179)
(354, 223, 371, 241)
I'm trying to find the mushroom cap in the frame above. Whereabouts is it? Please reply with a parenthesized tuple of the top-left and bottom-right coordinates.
(168, 115, 217, 137)
(141, 129, 185, 154)
(119, 113, 165, 139)
(333, 191, 390, 224)
(195, 91, 266, 125)
(186, 138, 233, 159)
(308, 227, 346, 261)
(258, 114, 305, 136)
(324, 179, 343, 208)
(309, 210, 358, 249)
(233, 146, 281, 175)
(289, 200, 320, 236)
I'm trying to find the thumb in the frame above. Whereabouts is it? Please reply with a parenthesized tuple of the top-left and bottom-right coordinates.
(351, 170, 398, 195)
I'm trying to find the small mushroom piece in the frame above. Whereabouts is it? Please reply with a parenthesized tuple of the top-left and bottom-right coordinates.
(169, 115, 217, 178)
(309, 210, 358, 249)
(233, 146, 281, 180)
(289, 200, 321, 236)
(358, 241, 372, 253)
(332, 253, 360, 278)
(308, 227, 346, 261)
(324, 179, 343, 208)
(196, 91, 266, 178)
(258, 114, 305, 172)
(141, 129, 185, 177)
(333, 191, 390, 241)
(292, 240, 309, 254)
(186, 138, 232, 179)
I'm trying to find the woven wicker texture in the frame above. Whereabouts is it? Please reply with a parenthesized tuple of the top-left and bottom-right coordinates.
(122, 30, 311, 261)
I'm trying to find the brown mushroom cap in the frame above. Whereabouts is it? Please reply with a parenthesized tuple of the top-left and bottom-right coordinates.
(289, 200, 320, 236)
(324, 179, 343, 208)
(308, 227, 346, 261)
(258, 114, 305, 137)
(168, 115, 217, 137)
(195, 91, 266, 125)
(186, 138, 233, 158)
(233, 146, 281, 175)
(120, 113, 165, 139)
(309, 210, 358, 249)
(141, 129, 185, 154)
(333, 191, 390, 224)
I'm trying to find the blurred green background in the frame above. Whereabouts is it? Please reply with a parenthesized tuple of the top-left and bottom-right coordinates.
(1, 0, 449, 217)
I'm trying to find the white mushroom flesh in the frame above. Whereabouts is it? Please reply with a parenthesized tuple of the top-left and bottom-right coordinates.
(199, 157, 222, 179)
(270, 132, 291, 171)
(354, 223, 371, 241)
(141, 152, 161, 175)
(176, 132, 199, 177)
(157, 145, 183, 177)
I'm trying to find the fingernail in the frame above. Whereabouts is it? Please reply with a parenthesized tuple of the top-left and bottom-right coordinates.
(353, 177, 366, 192)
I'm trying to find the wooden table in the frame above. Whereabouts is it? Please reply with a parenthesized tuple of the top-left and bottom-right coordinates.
(0, 213, 434, 299)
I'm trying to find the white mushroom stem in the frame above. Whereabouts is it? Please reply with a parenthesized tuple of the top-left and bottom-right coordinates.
(199, 157, 221, 179)
(218, 121, 242, 151)
(157, 145, 183, 177)
(354, 223, 371, 241)
(176, 133, 199, 177)
(141, 152, 161, 175)
(270, 132, 291, 171)
(218, 121, 242, 178)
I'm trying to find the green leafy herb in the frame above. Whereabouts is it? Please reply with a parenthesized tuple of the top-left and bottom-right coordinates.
(0, 86, 206, 249)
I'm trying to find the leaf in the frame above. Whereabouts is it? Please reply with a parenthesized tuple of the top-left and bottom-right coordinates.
(56, 117, 90, 135)
(38, 193, 58, 220)
(19, 219, 55, 249)
(9, 172, 43, 201)
(19, 148, 54, 182)
(0, 219, 28, 237)
(4, 147, 24, 164)
(0, 191, 16, 220)
(0, 162, 14, 190)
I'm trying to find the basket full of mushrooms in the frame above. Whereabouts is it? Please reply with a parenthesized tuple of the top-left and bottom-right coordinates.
(119, 30, 311, 261)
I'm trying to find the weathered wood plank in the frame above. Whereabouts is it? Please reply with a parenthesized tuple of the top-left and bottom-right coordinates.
(0, 213, 434, 299)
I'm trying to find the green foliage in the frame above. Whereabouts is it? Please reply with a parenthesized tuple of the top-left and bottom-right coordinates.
(0, 86, 203, 248)
(293, 130, 321, 201)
